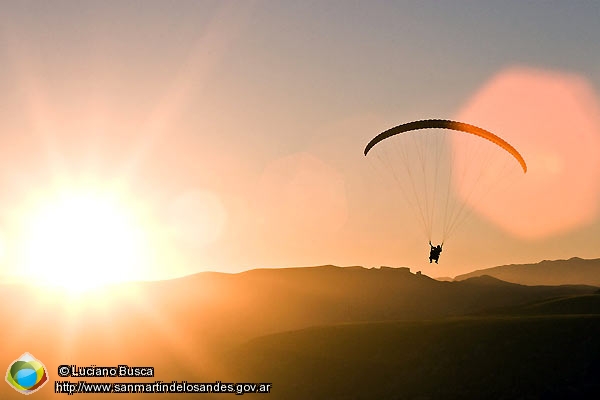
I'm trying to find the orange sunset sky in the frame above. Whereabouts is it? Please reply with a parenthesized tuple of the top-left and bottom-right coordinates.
(0, 1, 599, 289)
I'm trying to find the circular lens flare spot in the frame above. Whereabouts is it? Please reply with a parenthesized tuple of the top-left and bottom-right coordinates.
(455, 66, 600, 239)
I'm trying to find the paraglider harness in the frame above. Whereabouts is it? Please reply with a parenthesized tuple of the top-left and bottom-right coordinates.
(429, 241, 443, 263)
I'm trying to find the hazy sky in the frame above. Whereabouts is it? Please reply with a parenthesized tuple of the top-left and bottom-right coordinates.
(0, 1, 599, 284)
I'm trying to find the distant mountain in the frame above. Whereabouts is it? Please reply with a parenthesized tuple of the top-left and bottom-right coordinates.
(455, 257, 600, 286)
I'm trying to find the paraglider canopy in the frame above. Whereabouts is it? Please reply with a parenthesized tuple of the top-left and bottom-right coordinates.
(364, 119, 526, 244)
(364, 119, 527, 173)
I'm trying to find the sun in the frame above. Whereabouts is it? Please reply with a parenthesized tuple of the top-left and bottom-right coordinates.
(19, 190, 148, 292)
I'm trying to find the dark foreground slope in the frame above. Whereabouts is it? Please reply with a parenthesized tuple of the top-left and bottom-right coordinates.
(455, 257, 600, 286)
(478, 293, 600, 316)
(224, 313, 600, 399)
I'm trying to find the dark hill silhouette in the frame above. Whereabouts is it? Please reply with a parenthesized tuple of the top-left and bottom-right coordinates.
(455, 257, 600, 286)
(2, 266, 596, 346)
(0, 265, 598, 399)
(126, 266, 596, 340)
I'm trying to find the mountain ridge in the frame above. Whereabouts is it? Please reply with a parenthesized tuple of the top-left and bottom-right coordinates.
(455, 257, 600, 286)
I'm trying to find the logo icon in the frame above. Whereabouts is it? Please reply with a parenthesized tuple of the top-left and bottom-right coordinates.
(6, 352, 49, 395)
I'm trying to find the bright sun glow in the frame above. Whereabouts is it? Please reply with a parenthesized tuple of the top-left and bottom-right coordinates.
(19, 190, 148, 293)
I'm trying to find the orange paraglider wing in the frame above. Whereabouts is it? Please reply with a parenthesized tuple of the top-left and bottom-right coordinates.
(364, 119, 527, 173)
